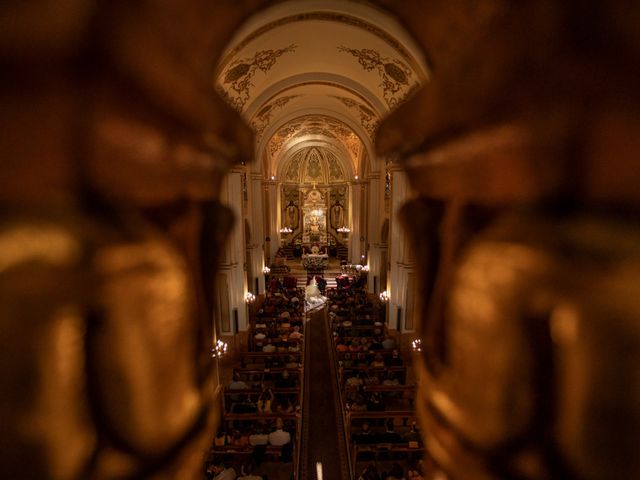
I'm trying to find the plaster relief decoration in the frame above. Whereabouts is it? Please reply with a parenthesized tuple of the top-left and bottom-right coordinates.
(268, 115, 363, 167)
(219, 44, 297, 111)
(330, 186, 348, 229)
(251, 95, 302, 140)
(282, 186, 300, 231)
(331, 95, 379, 136)
(285, 149, 304, 182)
(269, 120, 303, 157)
(337, 46, 418, 107)
(304, 148, 324, 183)
(326, 151, 345, 182)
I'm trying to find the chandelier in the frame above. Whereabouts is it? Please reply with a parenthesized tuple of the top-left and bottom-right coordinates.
(279, 226, 293, 233)
(211, 339, 228, 358)
(337, 226, 351, 233)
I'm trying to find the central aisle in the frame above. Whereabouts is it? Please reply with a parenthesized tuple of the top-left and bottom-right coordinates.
(301, 307, 350, 480)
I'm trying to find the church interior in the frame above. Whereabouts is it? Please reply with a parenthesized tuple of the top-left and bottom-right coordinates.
(2, 1, 639, 479)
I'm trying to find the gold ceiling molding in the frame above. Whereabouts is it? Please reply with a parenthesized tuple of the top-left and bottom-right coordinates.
(217, 44, 297, 111)
(330, 95, 378, 136)
(268, 114, 362, 165)
(251, 95, 302, 140)
(216, 12, 427, 82)
(283, 146, 346, 184)
(337, 46, 419, 108)
(257, 80, 380, 117)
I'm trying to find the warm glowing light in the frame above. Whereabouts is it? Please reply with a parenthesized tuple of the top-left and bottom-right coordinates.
(262, 266, 271, 274)
(412, 338, 422, 352)
(337, 226, 351, 233)
(271, 175, 275, 180)
(355, 175, 359, 180)
(279, 227, 293, 234)
(244, 292, 256, 303)
(211, 339, 228, 358)
(362, 265, 369, 272)
(379, 290, 389, 302)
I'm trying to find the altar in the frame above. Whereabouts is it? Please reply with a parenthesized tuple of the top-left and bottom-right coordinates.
(301, 253, 329, 272)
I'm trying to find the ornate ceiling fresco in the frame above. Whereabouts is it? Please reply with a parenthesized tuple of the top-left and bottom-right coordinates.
(282, 146, 347, 184)
(214, 0, 429, 180)
(268, 115, 362, 171)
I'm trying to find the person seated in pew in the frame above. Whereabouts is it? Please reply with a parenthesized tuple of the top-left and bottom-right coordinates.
(349, 393, 368, 412)
(208, 461, 237, 480)
(257, 387, 274, 413)
(382, 371, 401, 387)
(346, 372, 365, 387)
(357, 464, 382, 480)
(371, 353, 385, 368)
(249, 424, 269, 446)
(228, 373, 250, 391)
(268, 417, 291, 446)
(352, 421, 378, 444)
(237, 462, 263, 480)
(364, 371, 380, 386)
(230, 429, 250, 448)
(367, 391, 385, 411)
(249, 373, 262, 390)
(380, 419, 402, 443)
(403, 422, 421, 447)
(382, 336, 396, 351)
(276, 394, 294, 413)
(384, 463, 406, 480)
(285, 354, 299, 369)
(231, 394, 258, 414)
(342, 352, 354, 368)
(288, 325, 303, 341)
(275, 370, 296, 389)
(384, 349, 404, 366)
(214, 430, 230, 447)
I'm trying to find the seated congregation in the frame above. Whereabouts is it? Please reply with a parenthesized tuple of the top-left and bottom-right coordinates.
(205, 269, 426, 479)
(327, 277, 426, 479)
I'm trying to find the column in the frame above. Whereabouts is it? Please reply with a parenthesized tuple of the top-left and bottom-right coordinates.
(219, 168, 248, 332)
(264, 179, 279, 264)
(366, 169, 386, 294)
(349, 181, 363, 263)
(247, 172, 266, 296)
(387, 167, 416, 332)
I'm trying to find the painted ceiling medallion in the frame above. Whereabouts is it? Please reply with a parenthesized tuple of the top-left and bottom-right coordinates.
(218, 44, 297, 110)
(337, 46, 418, 107)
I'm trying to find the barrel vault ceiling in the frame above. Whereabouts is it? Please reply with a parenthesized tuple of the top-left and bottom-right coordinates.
(214, 0, 429, 179)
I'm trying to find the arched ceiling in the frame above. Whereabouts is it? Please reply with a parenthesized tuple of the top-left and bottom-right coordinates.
(215, 0, 429, 179)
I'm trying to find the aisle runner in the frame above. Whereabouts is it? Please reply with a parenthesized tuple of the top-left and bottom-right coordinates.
(300, 308, 350, 480)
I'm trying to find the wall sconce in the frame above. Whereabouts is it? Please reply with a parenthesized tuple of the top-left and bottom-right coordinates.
(262, 266, 271, 275)
(279, 227, 293, 234)
(337, 226, 351, 233)
(411, 338, 422, 352)
(245, 292, 256, 304)
(379, 290, 389, 302)
(212, 339, 228, 358)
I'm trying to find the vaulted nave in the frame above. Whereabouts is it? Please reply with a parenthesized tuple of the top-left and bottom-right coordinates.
(2, 1, 640, 479)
